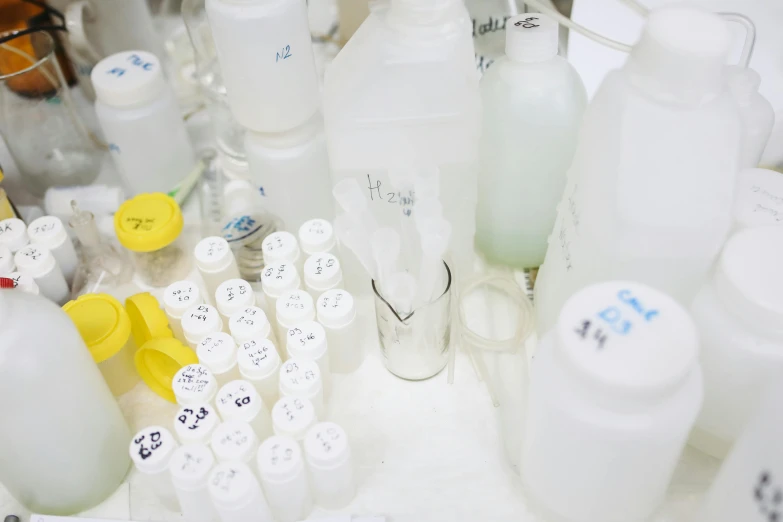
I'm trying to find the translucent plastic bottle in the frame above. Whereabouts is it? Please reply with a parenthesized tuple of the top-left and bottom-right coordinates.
(726, 66, 775, 169)
(256, 435, 313, 522)
(195, 236, 241, 300)
(169, 444, 220, 522)
(304, 422, 356, 509)
(0, 290, 131, 515)
(197, 332, 241, 387)
(732, 168, 783, 232)
(303, 253, 342, 300)
(275, 290, 315, 349)
(164, 280, 205, 344)
(272, 396, 317, 442)
(14, 244, 69, 304)
(237, 336, 281, 406)
(211, 420, 259, 465)
(279, 357, 324, 418)
(27, 215, 79, 285)
(475, 13, 586, 269)
(130, 426, 180, 511)
(174, 403, 221, 446)
(298, 218, 336, 256)
(208, 462, 274, 522)
(317, 289, 362, 373)
(535, 6, 742, 334)
(216, 379, 273, 440)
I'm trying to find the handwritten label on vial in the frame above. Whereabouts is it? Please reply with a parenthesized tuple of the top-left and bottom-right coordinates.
(217, 381, 257, 417)
(281, 360, 319, 390)
(215, 424, 252, 453)
(514, 16, 540, 28)
(307, 255, 338, 279)
(313, 425, 342, 454)
(20, 246, 44, 263)
(305, 219, 328, 237)
(29, 218, 57, 237)
(177, 448, 210, 475)
(189, 305, 213, 323)
(175, 365, 215, 394)
(221, 282, 248, 303)
(318, 290, 351, 317)
(277, 397, 309, 424)
(199, 238, 227, 259)
(177, 405, 212, 432)
(169, 283, 197, 304)
(131, 427, 169, 462)
(572, 288, 660, 351)
(210, 466, 243, 494)
(755, 471, 782, 521)
(264, 233, 289, 253)
(239, 339, 276, 370)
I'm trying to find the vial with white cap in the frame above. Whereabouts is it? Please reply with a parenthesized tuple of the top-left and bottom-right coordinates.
(173, 364, 219, 407)
(4, 272, 39, 296)
(261, 262, 301, 339)
(211, 420, 259, 466)
(27, 216, 78, 285)
(303, 253, 343, 300)
(237, 336, 281, 407)
(216, 379, 273, 440)
(256, 435, 313, 522)
(229, 305, 278, 347)
(521, 281, 703, 522)
(304, 422, 356, 509)
(262, 231, 302, 272)
(208, 462, 274, 522)
(0, 218, 29, 253)
(731, 167, 783, 233)
(275, 289, 314, 349)
(317, 289, 362, 374)
(92, 51, 196, 195)
(271, 396, 317, 442)
(279, 357, 324, 418)
(14, 244, 69, 304)
(174, 403, 221, 446)
(169, 444, 220, 522)
(164, 280, 204, 344)
(195, 237, 241, 300)
(298, 218, 336, 256)
(196, 332, 240, 386)
(182, 303, 224, 348)
(0, 245, 14, 274)
(286, 321, 330, 393)
(129, 426, 180, 511)
(215, 278, 255, 324)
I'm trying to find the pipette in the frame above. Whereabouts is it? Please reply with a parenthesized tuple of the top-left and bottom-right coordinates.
(332, 178, 379, 233)
(334, 214, 377, 280)
(416, 217, 452, 307)
(384, 271, 418, 318)
(370, 227, 400, 296)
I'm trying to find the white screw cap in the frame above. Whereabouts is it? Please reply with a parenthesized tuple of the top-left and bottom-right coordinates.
(92, 50, 167, 107)
(506, 13, 558, 63)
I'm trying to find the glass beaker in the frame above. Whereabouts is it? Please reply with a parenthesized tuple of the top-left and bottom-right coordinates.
(0, 29, 102, 196)
(373, 262, 453, 381)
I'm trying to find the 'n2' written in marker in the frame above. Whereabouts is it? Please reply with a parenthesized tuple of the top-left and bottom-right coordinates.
(276, 45, 292, 62)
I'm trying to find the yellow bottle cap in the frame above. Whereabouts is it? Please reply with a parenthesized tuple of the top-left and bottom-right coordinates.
(63, 293, 133, 363)
(125, 292, 173, 347)
(114, 193, 184, 252)
(135, 337, 198, 402)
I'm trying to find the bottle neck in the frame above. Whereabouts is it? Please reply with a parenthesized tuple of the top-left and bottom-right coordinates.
(387, 0, 466, 28)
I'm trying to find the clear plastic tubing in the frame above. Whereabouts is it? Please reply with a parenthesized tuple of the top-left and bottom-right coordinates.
(205, 0, 319, 133)
(262, 231, 303, 272)
(522, 281, 703, 522)
(271, 396, 317, 443)
(286, 321, 330, 394)
(304, 422, 356, 509)
(92, 51, 196, 195)
(303, 253, 343, 301)
(208, 462, 274, 522)
(195, 236, 241, 301)
(215, 278, 255, 325)
(298, 218, 336, 256)
(275, 289, 315, 350)
(164, 280, 204, 345)
(317, 289, 362, 374)
(14, 244, 69, 305)
(174, 403, 221, 446)
(0, 218, 29, 253)
(211, 420, 259, 466)
(229, 305, 278, 347)
(129, 426, 180, 511)
(261, 262, 300, 345)
(256, 435, 313, 522)
(197, 332, 241, 388)
(27, 216, 79, 285)
(173, 364, 219, 407)
(0, 244, 14, 274)
(182, 303, 224, 349)
(279, 357, 324, 418)
(169, 444, 220, 522)
(237, 336, 281, 407)
(216, 379, 273, 440)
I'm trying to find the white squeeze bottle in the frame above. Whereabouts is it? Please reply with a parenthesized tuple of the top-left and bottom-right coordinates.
(92, 51, 196, 195)
(726, 66, 775, 169)
(534, 6, 742, 334)
(323, 0, 481, 279)
(475, 13, 586, 269)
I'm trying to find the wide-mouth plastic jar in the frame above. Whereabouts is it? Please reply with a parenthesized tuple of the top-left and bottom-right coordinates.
(114, 193, 191, 287)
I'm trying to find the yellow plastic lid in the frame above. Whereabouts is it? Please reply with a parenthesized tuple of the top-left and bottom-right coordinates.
(63, 293, 132, 363)
(126, 292, 173, 347)
(114, 193, 184, 252)
(135, 337, 198, 402)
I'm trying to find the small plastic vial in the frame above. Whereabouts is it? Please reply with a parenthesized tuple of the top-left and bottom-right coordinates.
(174, 403, 221, 446)
(298, 218, 335, 256)
(304, 422, 356, 509)
(216, 379, 273, 440)
(197, 332, 241, 387)
(27, 216, 79, 285)
(256, 435, 313, 522)
(261, 262, 301, 339)
(0, 218, 29, 253)
(173, 364, 219, 407)
(0, 245, 15, 274)
(303, 253, 342, 300)
(169, 444, 220, 522)
(208, 462, 274, 522)
(286, 321, 330, 393)
(237, 336, 281, 407)
(279, 358, 324, 418)
(317, 289, 363, 374)
(271, 396, 317, 442)
(182, 304, 224, 348)
(195, 236, 241, 301)
(5, 272, 39, 296)
(262, 231, 302, 272)
(14, 244, 69, 304)
(229, 305, 278, 347)
(275, 290, 315, 348)
(129, 426, 180, 511)
(215, 278, 255, 324)
(164, 280, 204, 344)
(211, 420, 260, 466)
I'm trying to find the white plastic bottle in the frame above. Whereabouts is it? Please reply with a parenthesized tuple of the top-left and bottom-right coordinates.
(195, 236, 242, 300)
(298, 218, 336, 256)
(27, 215, 79, 285)
(182, 303, 225, 348)
(129, 426, 180, 511)
(237, 336, 282, 407)
(173, 364, 220, 407)
(726, 66, 775, 169)
(286, 321, 330, 392)
(522, 281, 702, 522)
(304, 422, 356, 509)
(211, 420, 259, 465)
(174, 403, 221, 446)
(229, 306, 278, 346)
(14, 244, 69, 304)
(216, 379, 273, 440)
(275, 289, 315, 346)
(256, 435, 313, 522)
(169, 444, 220, 522)
(279, 357, 324, 418)
(323, 0, 481, 278)
(261, 262, 301, 337)
(197, 332, 241, 387)
(164, 280, 204, 344)
(690, 227, 783, 458)
(215, 278, 256, 325)
(0, 291, 131, 515)
(732, 168, 783, 232)
(0, 218, 29, 253)
(271, 396, 317, 442)
(317, 289, 363, 373)
(303, 253, 342, 300)
(92, 51, 196, 195)
(208, 462, 274, 522)
(534, 6, 742, 334)
(262, 231, 302, 268)
(205, 0, 319, 134)
(475, 13, 586, 269)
